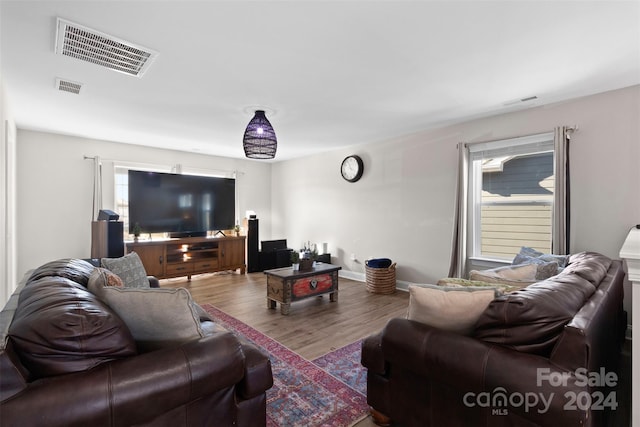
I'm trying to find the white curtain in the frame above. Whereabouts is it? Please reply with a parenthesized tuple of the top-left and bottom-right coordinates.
(92, 156, 102, 221)
(448, 142, 469, 278)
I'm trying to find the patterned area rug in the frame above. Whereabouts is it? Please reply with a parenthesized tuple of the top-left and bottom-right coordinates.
(202, 304, 368, 427)
(311, 340, 367, 396)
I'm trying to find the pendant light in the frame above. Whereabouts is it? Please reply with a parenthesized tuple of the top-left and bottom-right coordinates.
(243, 110, 277, 159)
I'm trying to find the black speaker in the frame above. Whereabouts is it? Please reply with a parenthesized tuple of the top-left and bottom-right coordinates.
(98, 209, 120, 221)
(247, 218, 260, 272)
(91, 221, 124, 258)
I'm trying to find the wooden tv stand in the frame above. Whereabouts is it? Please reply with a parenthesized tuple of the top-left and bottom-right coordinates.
(126, 236, 246, 280)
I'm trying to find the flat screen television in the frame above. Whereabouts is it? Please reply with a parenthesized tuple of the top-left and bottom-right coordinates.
(128, 170, 236, 238)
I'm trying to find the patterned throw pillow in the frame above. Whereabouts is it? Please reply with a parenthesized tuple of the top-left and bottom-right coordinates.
(101, 252, 149, 289)
(88, 267, 124, 288)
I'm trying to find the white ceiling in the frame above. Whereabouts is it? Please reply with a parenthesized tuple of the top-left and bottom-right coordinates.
(2, 1, 639, 161)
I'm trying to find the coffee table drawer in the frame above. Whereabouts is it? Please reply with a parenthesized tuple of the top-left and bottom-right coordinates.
(292, 273, 334, 298)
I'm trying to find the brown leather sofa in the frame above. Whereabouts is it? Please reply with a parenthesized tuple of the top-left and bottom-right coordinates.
(0, 259, 273, 427)
(362, 252, 626, 427)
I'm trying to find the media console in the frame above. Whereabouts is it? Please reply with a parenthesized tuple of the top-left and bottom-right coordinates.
(126, 236, 246, 280)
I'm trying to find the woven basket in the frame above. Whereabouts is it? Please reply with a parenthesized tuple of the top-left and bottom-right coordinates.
(365, 262, 397, 294)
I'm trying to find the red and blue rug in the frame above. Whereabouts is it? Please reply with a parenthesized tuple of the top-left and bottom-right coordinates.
(202, 304, 368, 427)
(311, 340, 367, 397)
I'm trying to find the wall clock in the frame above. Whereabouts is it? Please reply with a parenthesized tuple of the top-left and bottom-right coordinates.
(340, 155, 364, 182)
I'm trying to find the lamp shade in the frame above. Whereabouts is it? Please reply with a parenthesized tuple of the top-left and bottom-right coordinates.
(243, 110, 277, 159)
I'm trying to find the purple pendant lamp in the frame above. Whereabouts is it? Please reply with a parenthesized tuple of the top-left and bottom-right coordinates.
(243, 110, 277, 159)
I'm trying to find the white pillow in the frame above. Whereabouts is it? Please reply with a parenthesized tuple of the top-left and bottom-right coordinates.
(88, 283, 205, 352)
(407, 284, 496, 335)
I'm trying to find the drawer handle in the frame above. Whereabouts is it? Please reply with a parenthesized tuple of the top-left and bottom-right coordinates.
(176, 267, 186, 271)
(309, 279, 318, 290)
(201, 264, 211, 268)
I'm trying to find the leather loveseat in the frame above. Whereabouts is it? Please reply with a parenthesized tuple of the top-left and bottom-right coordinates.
(0, 258, 273, 426)
(362, 252, 626, 427)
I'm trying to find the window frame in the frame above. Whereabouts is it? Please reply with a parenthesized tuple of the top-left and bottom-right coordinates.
(467, 132, 556, 262)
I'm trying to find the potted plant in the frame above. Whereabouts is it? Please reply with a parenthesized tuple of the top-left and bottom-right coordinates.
(299, 250, 315, 271)
(290, 251, 300, 271)
(132, 222, 142, 242)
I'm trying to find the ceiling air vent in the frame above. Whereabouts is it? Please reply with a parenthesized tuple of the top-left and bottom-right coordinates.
(55, 18, 158, 78)
(503, 96, 539, 107)
(56, 78, 82, 94)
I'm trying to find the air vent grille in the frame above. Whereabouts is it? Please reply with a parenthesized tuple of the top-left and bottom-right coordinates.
(56, 78, 82, 94)
(503, 95, 539, 106)
(55, 18, 157, 77)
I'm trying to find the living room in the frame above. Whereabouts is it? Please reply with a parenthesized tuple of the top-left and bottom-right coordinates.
(1, 1, 639, 426)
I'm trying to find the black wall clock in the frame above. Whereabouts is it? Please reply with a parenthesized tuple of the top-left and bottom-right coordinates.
(340, 155, 364, 182)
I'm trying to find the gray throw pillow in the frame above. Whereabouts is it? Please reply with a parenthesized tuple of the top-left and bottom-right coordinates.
(88, 284, 205, 352)
(513, 246, 569, 268)
(101, 252, 149, 289)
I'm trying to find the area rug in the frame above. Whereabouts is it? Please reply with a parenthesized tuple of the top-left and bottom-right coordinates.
(311, 340, 367, 397)
(202, 304, 369, 427)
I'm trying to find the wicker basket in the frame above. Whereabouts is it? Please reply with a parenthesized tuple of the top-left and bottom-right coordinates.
(365, 261, 397, 294)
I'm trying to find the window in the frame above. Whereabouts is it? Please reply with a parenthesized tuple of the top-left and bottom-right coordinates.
(468, 133, 556, 261)
(448, 127, 570, 278)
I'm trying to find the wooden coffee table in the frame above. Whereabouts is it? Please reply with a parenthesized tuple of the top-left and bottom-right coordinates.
(265, 263, 341, 315)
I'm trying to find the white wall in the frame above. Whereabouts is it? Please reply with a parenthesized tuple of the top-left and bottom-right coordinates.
(15, 131, 272, 280)
(1, 74, 17, 307)
(272, 85, 640, 324)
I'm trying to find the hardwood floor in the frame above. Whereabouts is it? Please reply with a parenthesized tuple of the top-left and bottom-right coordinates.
(161, 270, 410, 359)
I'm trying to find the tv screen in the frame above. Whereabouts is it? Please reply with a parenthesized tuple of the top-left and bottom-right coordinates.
(128, 170, 235, 237)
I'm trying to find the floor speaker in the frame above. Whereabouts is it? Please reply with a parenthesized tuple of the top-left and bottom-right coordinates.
(247, 218, 260, 272)
(91, 221, 124, 259)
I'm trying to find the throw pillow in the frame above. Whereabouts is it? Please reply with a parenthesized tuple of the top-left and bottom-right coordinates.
(436, 277, 519, 294)
(88, 267, 125, 288)
(101, 252, 149, 289)
(469, 263, 538, 288)
(88, 283, 205, 352)
(535, 261, 560, 280)
(407, 284, 496, 335)
(512, 255, 562, 278)
(513, 246, 569, 268)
